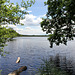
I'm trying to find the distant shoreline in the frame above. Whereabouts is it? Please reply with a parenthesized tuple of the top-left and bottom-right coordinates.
(18, 35, 48, 37)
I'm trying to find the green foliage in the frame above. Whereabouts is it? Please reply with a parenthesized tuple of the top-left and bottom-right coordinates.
(41, 0, 75, 47)
(0, 26, 19, 56)
(0, 0, 35, 25)
(38, 58, 69, 75)
(0, 70, 2, 75)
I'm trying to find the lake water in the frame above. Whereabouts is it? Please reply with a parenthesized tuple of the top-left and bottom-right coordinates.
(0, 37, 75, 75)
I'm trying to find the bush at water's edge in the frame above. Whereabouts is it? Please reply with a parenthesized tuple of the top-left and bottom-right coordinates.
(36, 55, 73, 75)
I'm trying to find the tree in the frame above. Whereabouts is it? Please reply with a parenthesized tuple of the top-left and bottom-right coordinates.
(0, 26, 20, 56)
(0, 0, 35, 25)
(41, 0, 75, 48)
(0, 0, 35, 55)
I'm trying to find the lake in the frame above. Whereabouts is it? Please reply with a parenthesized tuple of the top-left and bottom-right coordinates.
(0, 37, 75, 75)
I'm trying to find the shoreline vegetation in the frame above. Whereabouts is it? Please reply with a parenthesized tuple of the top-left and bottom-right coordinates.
(37, 55, 74, 75)
(18, 34, 48, 37)
(18, 34, 75, 37)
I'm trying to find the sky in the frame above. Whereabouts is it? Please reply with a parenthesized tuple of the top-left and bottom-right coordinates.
(9, 0, 48, 35)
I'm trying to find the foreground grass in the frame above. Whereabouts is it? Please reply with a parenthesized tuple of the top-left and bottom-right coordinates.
(37, 60, 68, 75)
(0, 70, 2, 75)
(37, 55, 73, 75)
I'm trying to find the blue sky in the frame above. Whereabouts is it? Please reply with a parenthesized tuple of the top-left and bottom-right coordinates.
(9, 0, 47, 35)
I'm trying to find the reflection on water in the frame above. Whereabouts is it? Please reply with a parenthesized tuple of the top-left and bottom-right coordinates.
(0, 37, 75, 75)
(39, 54, 74, 75)
(50, 54, 74, 75)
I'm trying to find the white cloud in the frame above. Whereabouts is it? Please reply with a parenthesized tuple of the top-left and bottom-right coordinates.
(4, 25, 45, 35)
(20, 14, 43, 26)
(20, 7, 25, 11)
(16, 26, 46, 35)
(12, 5, 16, 7)
(2, 24, 17, 29)
(3, 14, 46, 35)
(27, 11, 32, 13)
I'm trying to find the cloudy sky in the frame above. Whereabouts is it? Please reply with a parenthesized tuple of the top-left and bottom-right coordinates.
(10, 0, 47, 35)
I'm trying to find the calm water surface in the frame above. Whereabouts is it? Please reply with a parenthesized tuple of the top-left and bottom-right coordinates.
(0, 37, 75, 75)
